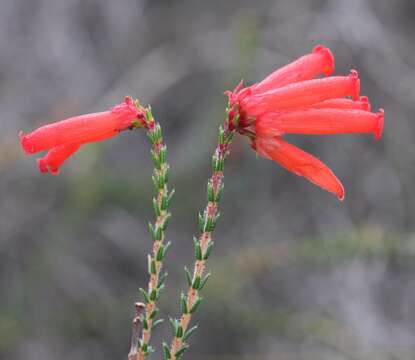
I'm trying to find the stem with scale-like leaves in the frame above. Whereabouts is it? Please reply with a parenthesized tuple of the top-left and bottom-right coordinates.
(163, 107, 237, 360)
(128, 103, 174, 360)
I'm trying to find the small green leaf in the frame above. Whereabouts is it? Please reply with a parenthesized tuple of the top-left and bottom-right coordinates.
(167, 189, 175, 207)
(153, 198, 161, 217)
(192, 276, 201, 290)
(163, 342, 171, 359)
(151, 149, 161, 169)
(203, 241, 214, 260)
(149, 288, 157, 301)
(214, 211, 221, 223)
(158, 271, 168, 288)
(190, 297, 202, 314)
(163, 165, 170, 184)
(232, 113, 240, 128)
(183, 325, 198, 341)
(147, 254, 152, 274)
(150, 259, 157, 275)
(194, 238, 202, 260)
(157, 174, 165, 189)
(217, 157, 225, 171)
(180, 293, 188, 314)
(139, 288, 150, 304)
(163, 241, 171, 257)
(218, 125, 225, 145)
(207, 181, 214, 202)
(176, 325, 183, 338)
(152, 175, 159, 190)
(199, 272, 211, 291)
(148, 222, 156, 241)
(156, 245, 164, 261)
(149, 308, 159, 320)
(160, 193, 168, 211)
(146, 106, 153, 121)
(155, 226, 163, 241)
(205, 217, 215, 232)
(157, 283, 165, 297)
(140, 341, 148, 353)
(198, 212, 205, 233)
(152, 318, 164, 329)
(175, 344, 189, 357)
(225, 130, 235, 144)
(159, 145, 167, 164)
(169, 318, 178, 334)
(184, 266, 192, 287)
(212, 153, 220, 172)
(214, 183, 224, 202)
(161, 213, 171, 231)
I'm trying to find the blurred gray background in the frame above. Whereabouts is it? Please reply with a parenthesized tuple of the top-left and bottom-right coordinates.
(1, 0, 415, 359)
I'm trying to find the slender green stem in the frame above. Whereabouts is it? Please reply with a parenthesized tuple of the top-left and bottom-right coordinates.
(129, 104, 174, 360)
(164, 115, 235, 360)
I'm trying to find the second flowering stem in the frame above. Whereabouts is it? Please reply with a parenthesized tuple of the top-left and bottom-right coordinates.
(164, 116, 235, 360)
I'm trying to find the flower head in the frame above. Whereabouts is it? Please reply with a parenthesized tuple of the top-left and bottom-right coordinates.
(226, 45, 384, 200)
(20, 96, 145, 174)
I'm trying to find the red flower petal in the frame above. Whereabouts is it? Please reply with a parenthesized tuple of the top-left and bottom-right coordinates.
(255, 108, 384, 140)
(310, 96, 371, 111)
(253, 45, 335, 94)
(35, 130, 118, 175)
(255, 136, 345, 200)
(20, 96, 138, 154)
(37, 143, 81, 175)
(242, 70, 360, 116)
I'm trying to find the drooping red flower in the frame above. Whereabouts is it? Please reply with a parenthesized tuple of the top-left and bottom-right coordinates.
(20, 96, 144, 174)
(227, 45, 384, 200)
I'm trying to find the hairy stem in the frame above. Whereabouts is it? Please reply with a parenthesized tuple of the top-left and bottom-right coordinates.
(129, 104, 174, 360)
(164, 117, 235, 360)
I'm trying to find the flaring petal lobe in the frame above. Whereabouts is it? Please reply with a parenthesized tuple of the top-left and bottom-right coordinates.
(35, 130, 118, 175)
(37, 143, 81, 175)
(255, 136, 345, 200)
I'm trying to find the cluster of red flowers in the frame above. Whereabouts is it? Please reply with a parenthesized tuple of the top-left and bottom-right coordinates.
(227, 45, 384, 200)
(19, 45, 384, 201)
(19, 96, 143, 174)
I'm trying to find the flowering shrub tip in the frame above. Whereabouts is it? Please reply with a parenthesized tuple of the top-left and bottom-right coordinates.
(224, 45, 384, 200)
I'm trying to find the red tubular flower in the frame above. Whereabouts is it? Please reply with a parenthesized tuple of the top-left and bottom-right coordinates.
(227, 45, 384, 200)
(252, 45, 335, 93)
(241, 70, 360, 116)
(255, 108, 384, 139)
(20, 96, 139, 154)
(20, 96, 143, 174)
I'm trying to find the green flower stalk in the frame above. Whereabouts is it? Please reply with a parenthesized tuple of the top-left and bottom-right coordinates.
(164, 107, 237, 360)
(129, 103, 174, 360)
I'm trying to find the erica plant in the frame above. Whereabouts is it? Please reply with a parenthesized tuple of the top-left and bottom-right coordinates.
(19, 45, 384, 359)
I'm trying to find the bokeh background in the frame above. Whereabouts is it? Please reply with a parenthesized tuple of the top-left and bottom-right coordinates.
(1, 0, 415, 359)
